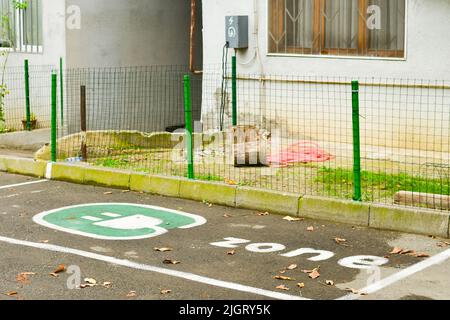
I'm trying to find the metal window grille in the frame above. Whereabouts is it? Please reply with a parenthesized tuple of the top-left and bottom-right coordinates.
(0, 0, 42, 53)
(268, 0, 405, 58)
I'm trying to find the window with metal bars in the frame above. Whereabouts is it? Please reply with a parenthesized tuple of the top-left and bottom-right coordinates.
(268, 0, 406, 58)
(0, 0, 42, 53)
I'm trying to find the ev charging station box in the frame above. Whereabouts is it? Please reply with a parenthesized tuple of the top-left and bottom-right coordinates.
(225, 16, 249, 49)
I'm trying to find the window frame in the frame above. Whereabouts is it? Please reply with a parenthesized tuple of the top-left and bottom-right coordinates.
(266, 0, 408, 61)
(0, 0, 43, 54)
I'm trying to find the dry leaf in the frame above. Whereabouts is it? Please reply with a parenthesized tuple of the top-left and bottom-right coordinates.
(16, 272, 35, 284)
(283, 216, 302, 222)
(334, 238, 347, 245)
(84, 278, 97, 285)
(275, 285, 290, 291)
(40, 240, 49, 243)
(279, 270, 286, 274)
(102, 282, 112, 288)
(227, 250, 236, 256)
(389, 247, 403, 255)
(411, 252, 430, 258)
(307, 226, 315, 232)
(6, 291, 18, 296)
(163, 259, 180, 265)
(257, 212, 270, 216)
(50, 273, 59, 278)
(273, 275, 295, 281)
(154, 247, 173, 253)
(224, 178, 237, 186)
(287, 264, 298, 270)
(121, 190, 130, 193)
(303, 268, 320, 279)
(127, 291, 137, 298)
(326, 280, 335, 286)
(103, 192, 113, 195)
(297, 283, 305, 289)
(52, 264, 66, 274)
(223, 214, 232, 218)
(160, 289, 172, 295)
(309, 269, 321, 279)
(346, 288, 368, 296)
(437, 241, 450, 248)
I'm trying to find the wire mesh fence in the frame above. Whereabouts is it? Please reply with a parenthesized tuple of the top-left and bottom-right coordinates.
(35, 63, 450, 211)
(0, 64, 53, 133)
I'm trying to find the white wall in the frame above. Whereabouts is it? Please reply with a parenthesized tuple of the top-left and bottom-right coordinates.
(200, 0, 450, 159)
(202, 0, 450, 80)
(65, 0, 194, 68)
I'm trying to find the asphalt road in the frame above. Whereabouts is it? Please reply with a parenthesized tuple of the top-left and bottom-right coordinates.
(0, 171, 449, 300)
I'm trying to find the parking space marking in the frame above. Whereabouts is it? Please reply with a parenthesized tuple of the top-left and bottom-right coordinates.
(0, 235, 309, 300)
(337, 247, 450, 300)
(0, 180, 48, 190)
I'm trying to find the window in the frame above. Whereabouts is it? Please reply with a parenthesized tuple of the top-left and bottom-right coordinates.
(0, 0, 42, 53)
(268, 0, 406, 58)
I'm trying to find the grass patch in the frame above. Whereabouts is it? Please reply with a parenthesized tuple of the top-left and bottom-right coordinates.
(316, 167, 450, 201)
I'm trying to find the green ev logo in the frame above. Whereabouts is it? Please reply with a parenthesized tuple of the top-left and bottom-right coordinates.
(33, 203, 207, 240)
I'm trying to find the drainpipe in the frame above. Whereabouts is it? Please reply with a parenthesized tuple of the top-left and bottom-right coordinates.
(190, 0, 203, 74)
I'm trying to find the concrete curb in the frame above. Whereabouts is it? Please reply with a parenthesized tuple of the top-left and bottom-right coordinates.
(0, 156, 47, 178)
(299, 196, 371, 226)
(0, 157, 449, 239)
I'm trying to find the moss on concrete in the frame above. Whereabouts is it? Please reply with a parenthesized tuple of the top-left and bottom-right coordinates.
(299, 196, 370, 226)
(179, 180, 237, 207)
(236, 187, 300, 216)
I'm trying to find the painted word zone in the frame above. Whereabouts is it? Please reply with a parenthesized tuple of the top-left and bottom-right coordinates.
(210, 237, 389, 270)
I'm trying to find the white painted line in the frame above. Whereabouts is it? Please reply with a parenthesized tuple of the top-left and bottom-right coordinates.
(0, 235, 308, 300)
(0, 180, 48, 190)
(337, 248, 450, 300)
(45, 163, 53, 180)
(101, 212, 121, 218)
(81, 216, 103, 222)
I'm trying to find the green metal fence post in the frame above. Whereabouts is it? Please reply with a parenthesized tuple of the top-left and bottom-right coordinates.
(232, 54, 237, 127)
(60, 57, 64, 125)
(51, 73, 57, 163)
(183, 74, 194, 180)
(352, 80, 362, 202)
(24, 59, 31, 131)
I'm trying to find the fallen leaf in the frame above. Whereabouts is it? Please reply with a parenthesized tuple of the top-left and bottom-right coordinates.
(6, 291, 18, 296)
(307, 226, 315, 232)
(297, 283, 305, 289)
(273, 275, 295, 281)
(121, 190, 130, 193)
(287, 264, 298, 270)
(163, 259, 180, 265)
(154, 247, 173, 253)
(283, 216, 302, 222)
(223, 214, 232, 218)
(80, 284, 95, 289)
(334, 238, 347, 245)
(437, 241, 450, 248)
(103, 192, 113, 195)
(224, 178, 237, 186)
(303, 268, 321, 279)
(40, 240, 49, 243)
(275, 285, 290, 291)
(279, 270, 286, 274)
(52, 264, 66, 274)
(346, 288, 368, 296)
(49, 273, 59, 278)
(326, 280, 335, 286)
(126, 291, 137, 298)
(257, 212, 270, 216)
(411, 252, 430, 258)
(309, 269, 321, 280)
(227, 250, 236, 256)
(102, 282, 112, 288)
(16, 272, 35, 284)
(84, 278, 97, 285)
(160, 289, 172, 295)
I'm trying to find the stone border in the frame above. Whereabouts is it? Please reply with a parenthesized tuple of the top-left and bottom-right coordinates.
(1, 156, 449, 239)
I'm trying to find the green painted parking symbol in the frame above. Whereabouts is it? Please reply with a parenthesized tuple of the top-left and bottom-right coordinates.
(33, 203, 207, 240)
